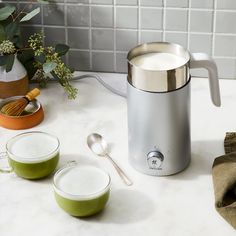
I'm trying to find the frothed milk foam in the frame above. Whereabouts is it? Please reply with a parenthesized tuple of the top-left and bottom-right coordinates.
(130, 52, 187, 71)
(55, 166, 109, 196)
(8, 133, 58, 160)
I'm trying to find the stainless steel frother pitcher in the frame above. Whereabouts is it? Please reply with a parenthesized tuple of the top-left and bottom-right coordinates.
(127, 42, 221, 176)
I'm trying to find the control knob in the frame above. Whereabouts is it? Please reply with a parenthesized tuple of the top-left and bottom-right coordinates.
(147, 150, 164, 169)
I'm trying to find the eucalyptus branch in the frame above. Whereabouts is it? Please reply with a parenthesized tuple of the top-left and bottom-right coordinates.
(28, 32, 78, 99)
(13, 4, 28, 22)
(0, 1, 76, 99)
(16, 47, 32, 52)
(10, 13, 14, 21)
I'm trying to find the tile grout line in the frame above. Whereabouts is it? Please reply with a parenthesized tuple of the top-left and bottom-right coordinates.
(14, 2, 228, 11)
(67, 48, 236, 58)
(64, 0, 69, 65)
(21, 22, 236, 36)
(187, 0, 191, 50)
(11, 1, 236, 12)
(212, 0, 217, 57)
(162, 0, 166, 41)
(16, 0, 20, 17)
(113, 0, 116, 72)
(138, 0, 141, 44)
(89, 0, 92, 70)
(11, 0, 236, 78)
(41, 1, 44, 46)
(20, 25, 236, 37)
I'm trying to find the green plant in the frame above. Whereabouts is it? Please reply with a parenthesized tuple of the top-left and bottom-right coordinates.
(0, 1, 78, 99)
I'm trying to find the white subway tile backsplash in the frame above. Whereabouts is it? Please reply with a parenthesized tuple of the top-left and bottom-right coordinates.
(215, 58, 236, 78)
(91, 0, 113, 4)
(116, 30, 138, 51)
(215, 35, 236, 57)
(140, 0, 163, 7)
(190, 10, 213, 32)
(68, 50, 90, 71)
(92, 52, 114, 72)
(165, 32, 188, 48)
(66, 0, 89, 3)
(43, 4, 65, 26)
(116, 0, 137, 6)
(190, 68, 208, 78)
(166, 0, 188, 8)
(165, 9, 188, 31)
(216, 11, 236, 33)
(116, 7, 138, 29)
(116, 52, 127, 72)
(91, 6, 113, 27)
(140, 8, 163, 30)
(68, 28, 89, 49)
(9, 0, 236, 78)
(189, 34, 212, 55)
(217, 0, 236, 9)
(45, 27, 66, 46)
(67, 5, 89, 26)
(140, 31, 163, 43)
(191, 0, 214, 9)
(92, 29, 114, 50)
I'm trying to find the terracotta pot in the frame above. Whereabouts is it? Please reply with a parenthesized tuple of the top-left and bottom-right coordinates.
(0, 56, 29, 99)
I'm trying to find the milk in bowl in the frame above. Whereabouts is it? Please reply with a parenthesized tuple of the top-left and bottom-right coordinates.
(53, 164, 111, 217)
(5, 131, 60, 179)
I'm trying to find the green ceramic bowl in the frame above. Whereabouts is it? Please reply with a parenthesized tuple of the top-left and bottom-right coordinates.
(53, 164, 111, 217)
(5, 131, 60, 179)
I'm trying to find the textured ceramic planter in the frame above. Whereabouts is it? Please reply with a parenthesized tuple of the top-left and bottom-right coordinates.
(0, 56, 29, 98)
(53, 165, 111, 217)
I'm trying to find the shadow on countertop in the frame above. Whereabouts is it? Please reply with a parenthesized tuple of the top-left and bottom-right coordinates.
(83, 188, 154, 224)
(58, 154, 155, 224)
(168, 139, 224, 181)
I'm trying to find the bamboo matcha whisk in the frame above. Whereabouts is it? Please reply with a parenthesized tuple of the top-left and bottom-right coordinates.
(1, 88, 40, 116)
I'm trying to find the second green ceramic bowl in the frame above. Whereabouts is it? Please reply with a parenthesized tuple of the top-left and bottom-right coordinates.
(53, 164, 111, 217)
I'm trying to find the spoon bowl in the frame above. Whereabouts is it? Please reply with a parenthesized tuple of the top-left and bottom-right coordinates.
(87, 133, 108, 156)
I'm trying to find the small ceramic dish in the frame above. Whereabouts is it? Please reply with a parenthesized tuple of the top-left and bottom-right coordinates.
(0, 131, 60, 179)
(53, 163, 111, 217)
(0, 96, 44, 130)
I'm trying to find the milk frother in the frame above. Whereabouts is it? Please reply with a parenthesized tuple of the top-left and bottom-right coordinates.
(127, 42, 221, 176)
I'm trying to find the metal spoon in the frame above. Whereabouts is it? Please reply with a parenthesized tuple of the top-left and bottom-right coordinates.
(87, 133, 133, 186)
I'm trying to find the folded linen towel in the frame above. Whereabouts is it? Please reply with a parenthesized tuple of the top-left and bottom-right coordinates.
(212, 132, 236, 229)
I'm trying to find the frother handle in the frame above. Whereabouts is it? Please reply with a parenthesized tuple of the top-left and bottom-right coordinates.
(106, 154, 133, 186)
(190, 53, 221, 107)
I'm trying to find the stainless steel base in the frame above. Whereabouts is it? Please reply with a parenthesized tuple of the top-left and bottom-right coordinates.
(127, 80, 191, 176)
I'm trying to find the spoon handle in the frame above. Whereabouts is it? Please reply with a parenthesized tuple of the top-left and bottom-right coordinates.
(106, 154, 133, 186)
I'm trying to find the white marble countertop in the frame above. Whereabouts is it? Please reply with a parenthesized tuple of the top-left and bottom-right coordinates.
(0, 72, 235, 236)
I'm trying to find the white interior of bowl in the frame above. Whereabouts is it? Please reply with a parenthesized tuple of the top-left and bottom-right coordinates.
(54, 165, 111, 201)
(6, 131, 59, 163)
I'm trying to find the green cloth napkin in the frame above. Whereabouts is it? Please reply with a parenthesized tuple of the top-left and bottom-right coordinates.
(212, 132, 236, 229)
